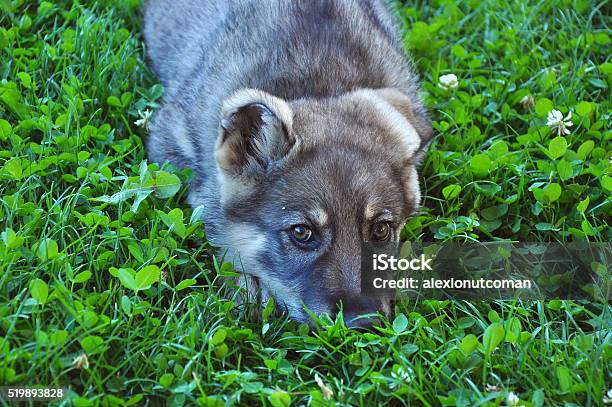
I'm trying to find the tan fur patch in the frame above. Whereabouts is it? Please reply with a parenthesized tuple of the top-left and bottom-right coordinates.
(308, 207, 329, 226)
(215, 170, 256, 205)
(364, 203, 394, 221)
(404, 165, 421, 207)
(214, 126, 240, 173)
(364, 202, 377, 220)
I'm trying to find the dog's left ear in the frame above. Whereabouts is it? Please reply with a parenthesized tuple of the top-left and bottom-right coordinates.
(350, 88, 432, 164)
(216, 89, 296, 176)
(373, 88, 433, 163)
(348, 87, 432, 210)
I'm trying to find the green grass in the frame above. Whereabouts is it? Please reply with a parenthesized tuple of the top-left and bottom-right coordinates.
(0, 0, 610, 405)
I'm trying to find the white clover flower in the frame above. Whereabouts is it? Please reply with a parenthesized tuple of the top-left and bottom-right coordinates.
(134, 109, 153, 131)
(519, 95, 534, 109)
(505, 391, 524, 407)
(439, 73, 459, 90)
(546, 109, 573, 136)
(546, 67, 560, 75)
(73, 353, 89, 369)
(314, 374, 334, 400)
(390, 366, 412, 389)
(604, 388, 612, 404)
(486, 384, 500, 392)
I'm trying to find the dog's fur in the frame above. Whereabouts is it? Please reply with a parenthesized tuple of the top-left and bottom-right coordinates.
(143, 0, 432, 325)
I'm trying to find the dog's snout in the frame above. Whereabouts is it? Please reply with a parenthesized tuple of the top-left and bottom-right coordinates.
(339, 296, 380, 328)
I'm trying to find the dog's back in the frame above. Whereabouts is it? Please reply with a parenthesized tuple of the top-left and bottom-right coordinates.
(143, 0, 227, 93)
(143, 0, 419, 99)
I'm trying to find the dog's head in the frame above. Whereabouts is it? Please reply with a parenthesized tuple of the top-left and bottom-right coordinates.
(213, 88, 432, 326)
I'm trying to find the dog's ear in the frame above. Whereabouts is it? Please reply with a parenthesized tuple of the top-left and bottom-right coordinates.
(373, 88, 433, 163)
(347, 88, 432, 210)
(216, 89, 296, 177)
(370, 88, 432, 209)
(350, 88, 432, 164)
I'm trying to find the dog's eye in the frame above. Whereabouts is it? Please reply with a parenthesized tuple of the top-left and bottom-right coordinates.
(371, 222, 392, 242)
(291, 225, 314, 243)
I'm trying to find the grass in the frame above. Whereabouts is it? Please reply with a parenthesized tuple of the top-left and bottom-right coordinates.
(0, 0, 610, 405)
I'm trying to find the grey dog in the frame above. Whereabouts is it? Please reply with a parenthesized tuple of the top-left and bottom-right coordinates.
(143, 0, 432, 326)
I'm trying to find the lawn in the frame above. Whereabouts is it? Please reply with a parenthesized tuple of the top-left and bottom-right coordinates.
(0, 0, 610, 405)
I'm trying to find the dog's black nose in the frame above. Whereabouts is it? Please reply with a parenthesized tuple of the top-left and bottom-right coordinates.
(342, 297, 380, 328)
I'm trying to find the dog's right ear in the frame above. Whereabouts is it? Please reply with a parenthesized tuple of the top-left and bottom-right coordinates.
(216, 89, 296, 178)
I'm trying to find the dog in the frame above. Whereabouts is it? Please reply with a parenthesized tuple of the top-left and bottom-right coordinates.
(143, 0, 432, 326)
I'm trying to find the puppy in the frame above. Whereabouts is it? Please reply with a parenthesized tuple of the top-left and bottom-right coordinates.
(143, 0, 432, 326)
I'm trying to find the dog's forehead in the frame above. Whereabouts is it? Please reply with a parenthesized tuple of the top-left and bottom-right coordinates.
(292, 99, 378, 140)
(273, 144, 407, 219)
(289, 97, 410, 163)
